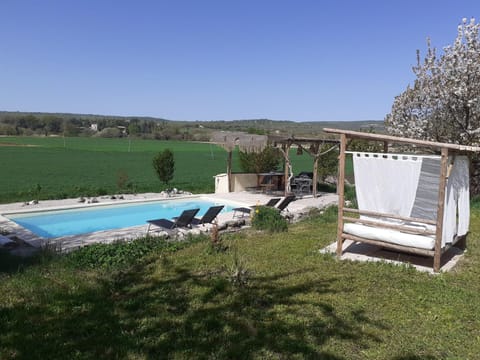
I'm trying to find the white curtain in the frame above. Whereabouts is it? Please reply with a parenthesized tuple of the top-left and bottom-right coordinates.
(352, 152, 423, 218)
(352, 152, 470, 247)
(442, 156, 470, 245)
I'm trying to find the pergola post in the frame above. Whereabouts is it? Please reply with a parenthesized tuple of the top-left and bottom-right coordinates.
(313, 156, 319, 198)
(282, 143, 292, 196)
(434, 147, 449, 272)
(336, 134, 347, 257)
(227, 150, 233, 193)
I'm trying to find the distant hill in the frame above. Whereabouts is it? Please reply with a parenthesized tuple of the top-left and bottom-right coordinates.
(195, 119, 384, 136)
(0, 111, 384, 138)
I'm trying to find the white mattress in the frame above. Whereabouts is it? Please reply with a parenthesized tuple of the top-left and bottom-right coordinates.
(343, 223, 436, 250)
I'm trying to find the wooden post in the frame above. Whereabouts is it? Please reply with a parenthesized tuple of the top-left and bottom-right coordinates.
(383, 141, 389, 153)
(336, 134, 347, 257)
(283, 144, 291, 196)
(312, 156, 319, 198)
(434, 147, 449, 272)
(227, 150, 233, 193)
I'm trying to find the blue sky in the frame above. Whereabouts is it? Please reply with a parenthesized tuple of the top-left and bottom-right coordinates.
(0, 1, 478, 122)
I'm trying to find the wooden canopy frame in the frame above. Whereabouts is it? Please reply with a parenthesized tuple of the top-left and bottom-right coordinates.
(211, 131, 339, 197)
(269, 136, 339, 197)
(211, 132, 269, 192)
(323, 128, 480, 272)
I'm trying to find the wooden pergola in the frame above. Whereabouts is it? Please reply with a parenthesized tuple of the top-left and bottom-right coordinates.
(211, 132, 269, 192)
(323, 127, 480, 272)
(211, 131, 339, 197)
(269, 135, 339, 197)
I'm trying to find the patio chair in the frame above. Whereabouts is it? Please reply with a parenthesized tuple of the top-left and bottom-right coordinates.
(232, 198, 281, 218)
(291, 176, 313, 196)
(191, 205, 225, 226)
(146, 208, 200, 235)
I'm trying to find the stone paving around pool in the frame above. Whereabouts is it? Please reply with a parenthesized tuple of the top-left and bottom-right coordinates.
(0, 192, 338, 253)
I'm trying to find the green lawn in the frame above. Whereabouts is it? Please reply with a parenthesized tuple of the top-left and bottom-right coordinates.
(0, 206, 479, 359)
(0, 137, 318, 203)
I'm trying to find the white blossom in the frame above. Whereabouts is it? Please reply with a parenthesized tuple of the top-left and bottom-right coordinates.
(385, 18, 480, 145)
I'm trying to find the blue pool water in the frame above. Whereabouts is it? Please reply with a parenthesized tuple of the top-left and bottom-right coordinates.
(7, 198, 235, 239)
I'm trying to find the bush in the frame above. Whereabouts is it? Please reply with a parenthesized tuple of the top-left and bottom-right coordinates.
(152, 149, 175, 186)
(251, 206, 288, 233)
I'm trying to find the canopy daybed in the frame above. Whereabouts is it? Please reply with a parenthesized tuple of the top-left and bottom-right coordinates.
(323, 128, 480, 272)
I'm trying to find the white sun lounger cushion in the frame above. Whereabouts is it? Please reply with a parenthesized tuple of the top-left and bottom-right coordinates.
(344, 223, 436, 250)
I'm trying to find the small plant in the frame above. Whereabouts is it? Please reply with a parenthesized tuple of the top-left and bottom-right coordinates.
(95, 187, 108, 196)
(225, 246, 250, 288)
(251, 206, 288, 233)
(116, 169, 130, 191)
(206, 223, 227, 253)
(28, 183, 42, 197)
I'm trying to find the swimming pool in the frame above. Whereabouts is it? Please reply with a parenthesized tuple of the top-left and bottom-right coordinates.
(6, 198, 235, 239)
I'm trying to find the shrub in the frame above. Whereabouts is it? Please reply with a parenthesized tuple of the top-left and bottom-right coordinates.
(152, 149, 175, 186)
(251, 206, 288, 233)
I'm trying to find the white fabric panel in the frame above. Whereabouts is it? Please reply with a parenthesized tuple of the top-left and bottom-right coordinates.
(352, 153, 423, 218)
(456, 157, 470, 236)
(344, 223, 435, 250)
(442, 156, 470, 245)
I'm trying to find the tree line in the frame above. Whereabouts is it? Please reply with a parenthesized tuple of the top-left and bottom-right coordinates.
(0, 112, 212, 141)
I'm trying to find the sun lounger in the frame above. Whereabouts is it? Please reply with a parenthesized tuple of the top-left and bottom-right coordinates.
(232, 198, 281, 218)
(191, 205, 224, 226)
(276, 195, 296, 212)
(146, 208, 200, 235)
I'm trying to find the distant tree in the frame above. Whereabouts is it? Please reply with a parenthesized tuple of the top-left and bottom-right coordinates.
(247, 127, 266, 135)
(385, 18, 480, 145)
(153, 149, 175, 186)
(239, 146, 281, 173)
(64, 121, 80, 136)
(43, 115, 63, 134)
(0, 123, 16, 135)
(127, 121, 141, 137)
(96, 127, 122, 138)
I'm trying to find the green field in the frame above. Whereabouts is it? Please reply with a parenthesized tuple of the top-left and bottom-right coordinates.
(0, 137, 317, 204)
